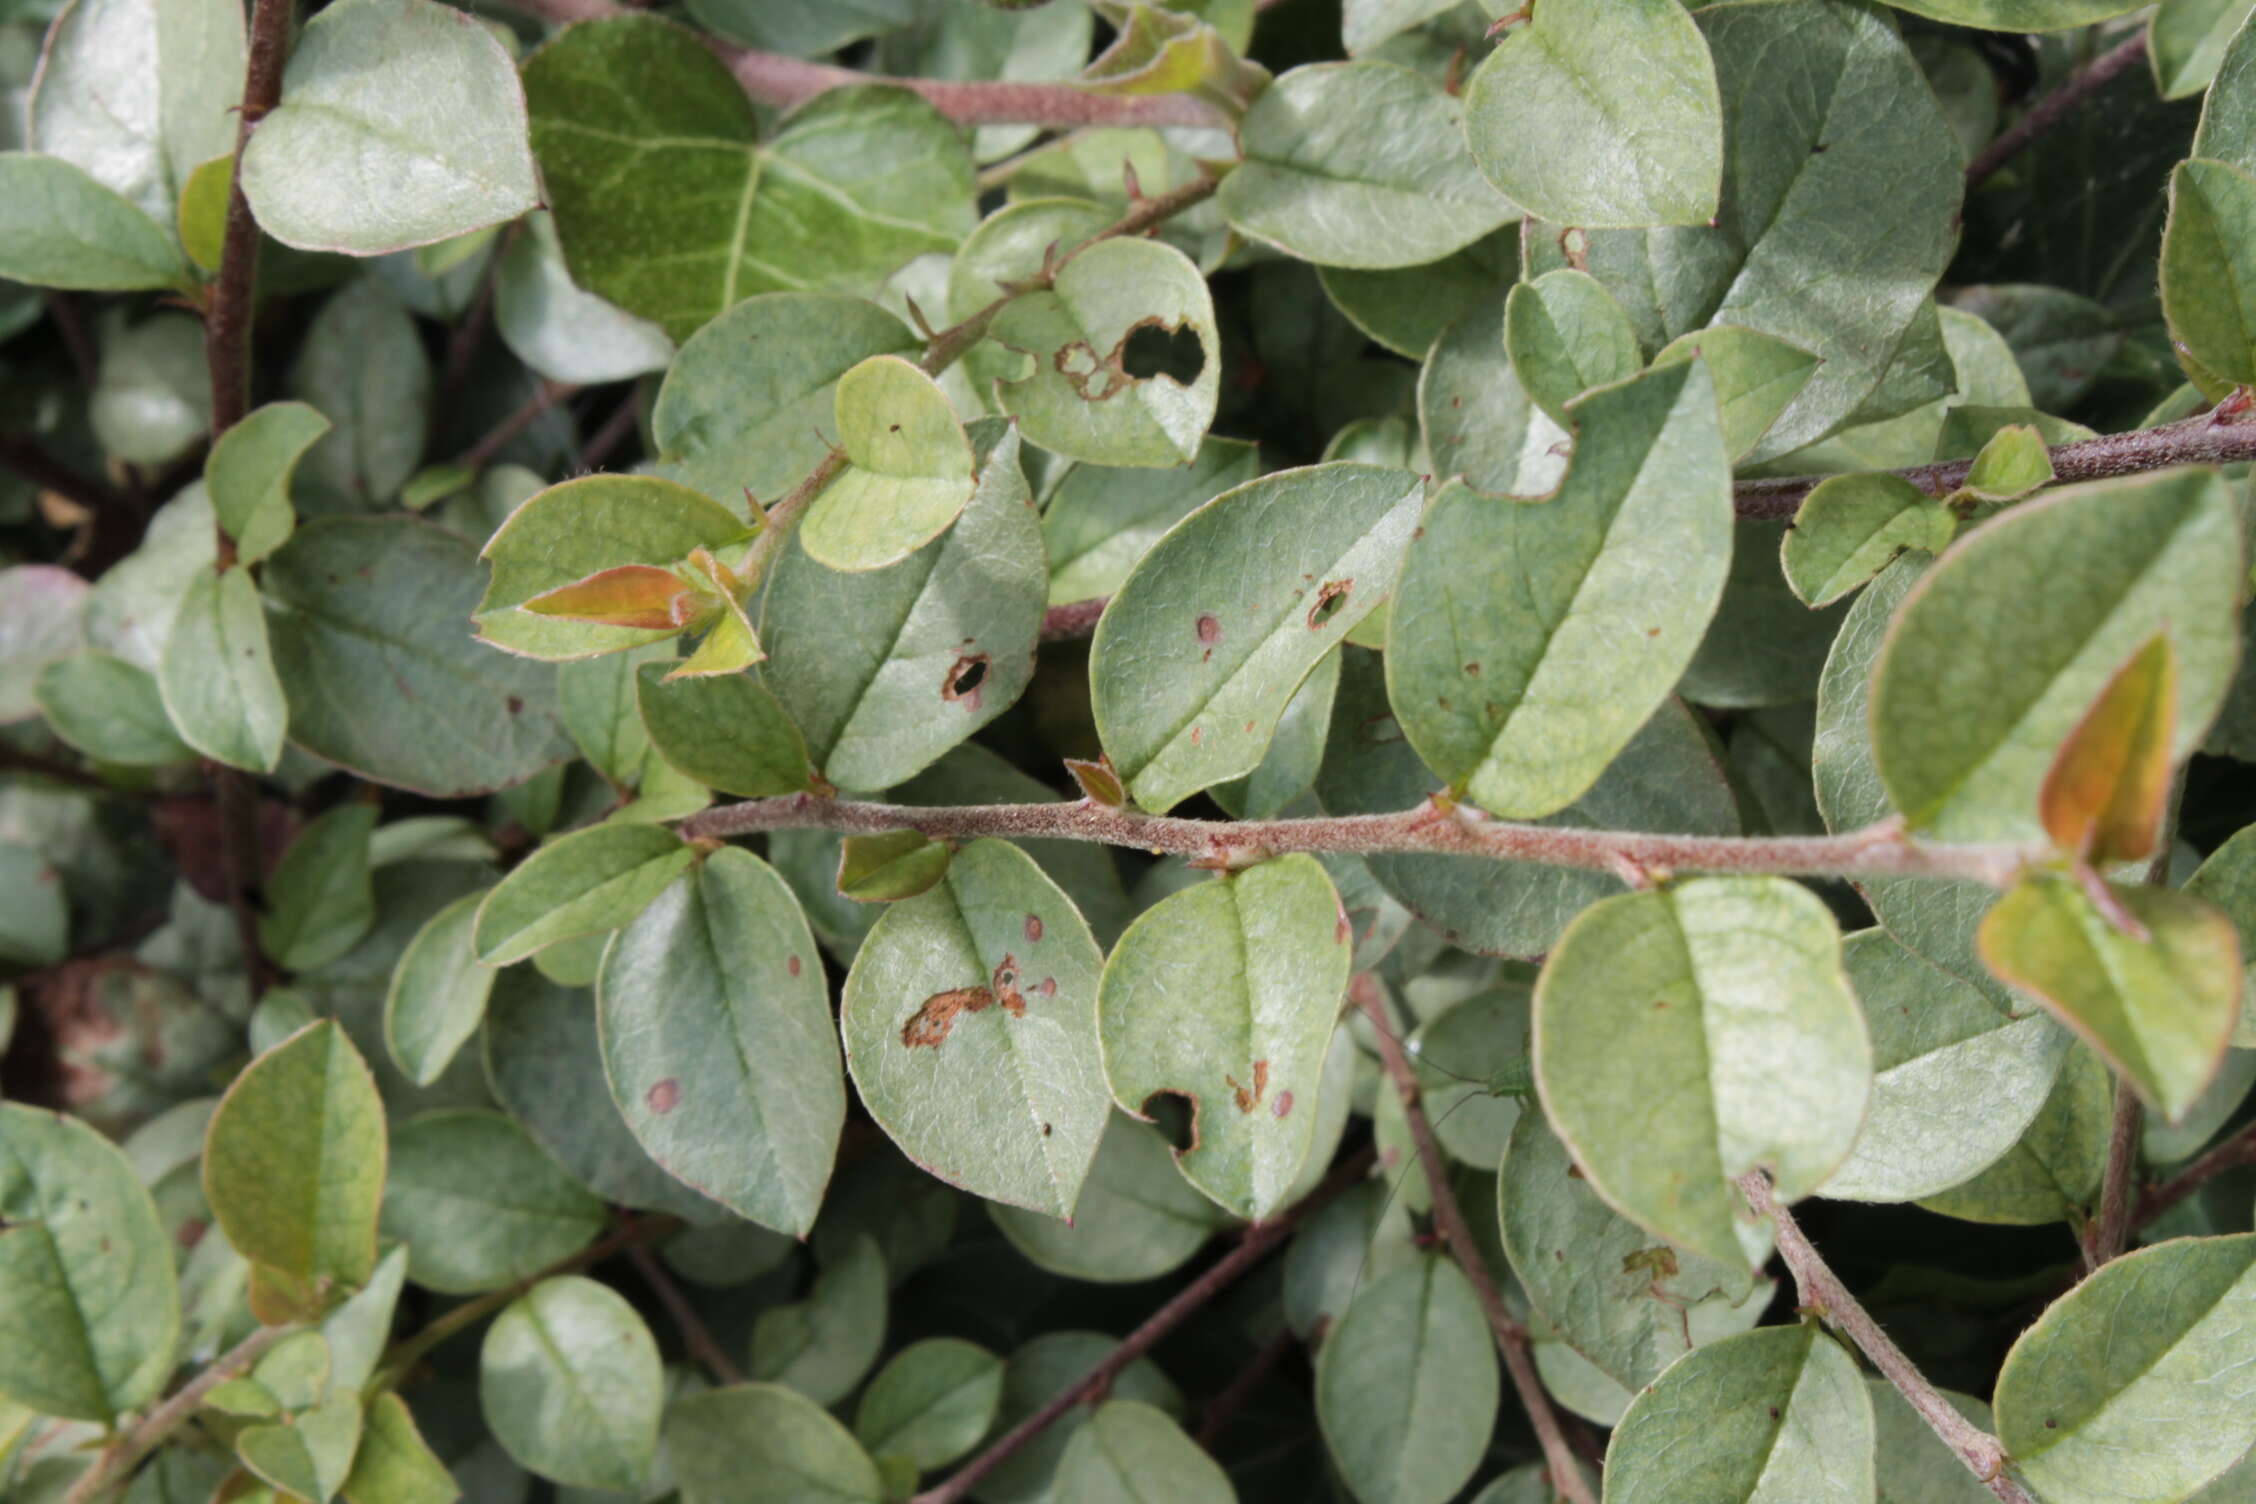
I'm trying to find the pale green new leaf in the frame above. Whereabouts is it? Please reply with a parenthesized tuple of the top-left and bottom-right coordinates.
(1535, 877, 1869, 1268)
(341, 1393, 459, 1504)
(474, 823, 695, 967)
(237, 1394, 363, 1504)
(1092, 463, 1421, 813)
(1503, 269, 1642, 427)
(0, 153, 187, 291)
(380, 1109, 606, 1295)
(1315, 1256, 1498, 1504)
(1097, 854, 1351, 1219)
(1604, 1325, 1874, 1504)
(203, 1021, 387, 1317)
(1978, 874, 2241, 1122)
(598, 849, 845, 1235)
(1871, 470, 2244, 841)
(669, 1384, 883, 1504)
(261, 804, 378, 973)
(160, 564, 285, 773)
(481, 1275, 663, 1493)
(842, 839, 1107, 1218)
(802, 356, 976, 572)
(385, 890, 498, 1088)
(206, 402, 329, 567)
(0, 1103, 180, 1423)
(1218, 62, 1515, 269)
(1054, 1401, 1233, 1504)
(989, 236, 1220, 467)
(1996, 1234, 2256, 1504)
(1388, 361, 1732, 818)
(1783, 473, 1958, 609)
(1465, 0, 1722, 229)
(1649, 325, 1822, 461)
(240, 0, 539, 254)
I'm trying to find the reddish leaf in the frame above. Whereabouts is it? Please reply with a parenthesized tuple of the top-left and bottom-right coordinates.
(2040, 633, 2178, 864)
(521, 565, 695, 630)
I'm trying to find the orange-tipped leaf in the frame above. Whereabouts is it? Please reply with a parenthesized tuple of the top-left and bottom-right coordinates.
(521, 564, 695, 630)
(2039, 632, 2179, 865)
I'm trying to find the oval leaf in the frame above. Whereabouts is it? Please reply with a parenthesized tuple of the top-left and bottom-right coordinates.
(160, 564, 286, 773)
(475, 822, 694, 968)
(480, 1274, 663, 1492)
(1055, 1400, 1233, 1504)
(802, 355, 977, 572)
(379, 1109, 606, 1295)
(1315, 1255, 1498, 1504)
(385, 890, 499, 1089)
(668, 1384, 883, 1504)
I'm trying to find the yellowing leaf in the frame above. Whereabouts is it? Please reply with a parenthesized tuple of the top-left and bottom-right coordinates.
(2040, 634, 2179, 864)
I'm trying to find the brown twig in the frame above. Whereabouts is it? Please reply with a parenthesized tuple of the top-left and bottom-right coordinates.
(580, 392, 644, 471)
(681, 796, 2038, 888)
(1739, 1172, 2037, 1504)
(63, 1322, 303, 1504)
(455, 381, 580, 471)
(910, 1148, 1375, 1504)
(627, 1241, 745, 1385)
(2083, 1078, 2145, 1272)
(0, 745, 110, 792)
(1191, 1327, 1298, 1451)
(1356, 978, 1594, 1504)
(1964, 32, 2151, 190)
(205, 0, 295, 458)
(2137, 1119, 2256, 1227)
(431, 253, 503, 439)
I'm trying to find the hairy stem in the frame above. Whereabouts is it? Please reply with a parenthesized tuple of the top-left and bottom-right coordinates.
(1739, 1173, 2037, 1504)
(911, 1148, 1375, 1504)
(627, 1241, 746, 1385)
(1356, 980, 1595, 1504)
(2084, 1078, 2145, 1272)
(1964, 32, 2151, 190)
(64, 1323, 303, 1504)
(681, 795, 2036, 887)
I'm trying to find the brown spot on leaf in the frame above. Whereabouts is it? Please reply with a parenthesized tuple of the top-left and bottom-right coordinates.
(788, 955, 802, 977)
(506, 695, 524, 714)
(1025, 914, 1044, 943)
(1228, 1060, 1271, 1113)
(646, 1079, 680, 1114)
(1190, 725, 1203, 745)
(993, 954, 1027, 1016)
(902, 985, 995, 1048)
(1041, 1122, 1053, 1136)
(943, 653, 989, 711)
(1271, 1090, 1294, 1119)
(1038, 976, 1056, 997)
(1196, 614, 1221, 645)
(1463, 662, 1480, 677)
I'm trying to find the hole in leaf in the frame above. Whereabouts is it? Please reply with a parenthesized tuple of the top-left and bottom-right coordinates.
(1142, 1089, 1199, 1153)
(1307, 579, 1352, 629)
(1121, 321, 1205, 384)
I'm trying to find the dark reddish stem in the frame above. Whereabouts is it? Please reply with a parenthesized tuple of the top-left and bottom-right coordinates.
(627, 1241, 745, 1385)
(1964, 32, 2151, 190)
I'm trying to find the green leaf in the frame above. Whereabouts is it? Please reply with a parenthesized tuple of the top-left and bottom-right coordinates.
(599, 848, 844, 1235)
(1500, 1111, 1767, 1399)
(477, 475, 753, 662)
(0, 564, 89, 722)
(669, 1384, 883, 1504)
(262, 804, 378, 973)
(1098, 854, 1351, 1219)
(1649, 325, 1823, 462)
(1867, 1381, 1997, 1504)
(653, 293, 919, 511)
(1996, 1234, 2256, 1504)
(854, 1338, 1003, 1473)
(1421, 286, 1569, 496)
(1054, 1400, 1233, 1504)
(1782, 473, 1958, 609)
(342, 1393, 460, 1504)
(91, 312, 212, 467)
(1821, 929, 2070, 1202)
(494, 212, 675, 387)
(474, 823, 695, 967)
(2041, 634, 2179, 864)
(1210, 643, 1341, 820)
(237, 1394, 363, 1504)
(481, 967, 732, 1223)
(1319, 230, 1516, 363)
(481, 1275, 663, 1492)
(2163, 158, 2256, 389)
(1218, 62, 1514, 269)
(979, 1332, 1183, 1504)
(1465, 0, 1722, 229)
(1535, 877, 1869, 1268)
(1041, 438, 1261, 606)
(0, 850, 67, 970)
(837, 831, 952, 903)
(34, 652, 195, 766)
(1315, 1255, 1498, 1504)
(1883, 0, 2146, 29)
(205, 402, 328, 567)
(1871, 470, 2244, 841)
(380, 1109, 606, 1295)
(204, 1020, 387, 1320)
(287, 281, 430, 516)
(384, 891, 498, 1089)
(1978, 873, 2241, 1121)
(1389, 360, 1732, 818)
(556, 644, 667, 786)
(1503, 269, 1643, 428)
(0, 1102, 180, 1423)
(1092, 463, 1421, 812)
(2154, 0, 2256, 100)
(2186, 825, 2256, 1047)
(765, 421, 1045, 792)
(1917, 1042, 2115, 1226)
(1566, 0, 1962, 461)
(0, 153, 187, 291)
(988, 1111, 1226, 1282)
(160, 564, 286, 773)
(1603, 1325, 1874, 1504)
(524, 17, 972, 342)
(988, 236, 1220, 467)
(749, 1233, 888, 1406)
(1960, 422, 2056, 502)
(802, 356, 977, 572)
(239, 0, 537, 254)
(633, 664, 812, 798)
(267, 516, 573, 797)
(842, 838, 1107, 1218)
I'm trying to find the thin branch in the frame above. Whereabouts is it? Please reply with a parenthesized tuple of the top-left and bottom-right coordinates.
(206, 0, 295, 456)
(1739, 1173, 2037, 1504)
(580, 392, 644, 471)
(2137, 1119, 2256, 1227)
(1731, 408, 2256, 521)
(1191, 1326, 1297, 1451)
(0, 432, 133, 520)
(208, 761, 277, 996)
(681, 795, 2037, 888)
(456, 381, 580, 471)
(369, 1215, 679, 1396)
(0, 745, 111, 792)
(911, 1148, 1376, 1504)
(1356, 979, 1594, 1504)
(491, 0, 1226, 129)
(2083, 1078, 2145, 1272)
(432, 253, 503, 437)
(64, 1323, 303, 1504)
(1964, 32, 2150, 190)
(627, 1241, 745, 1385)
